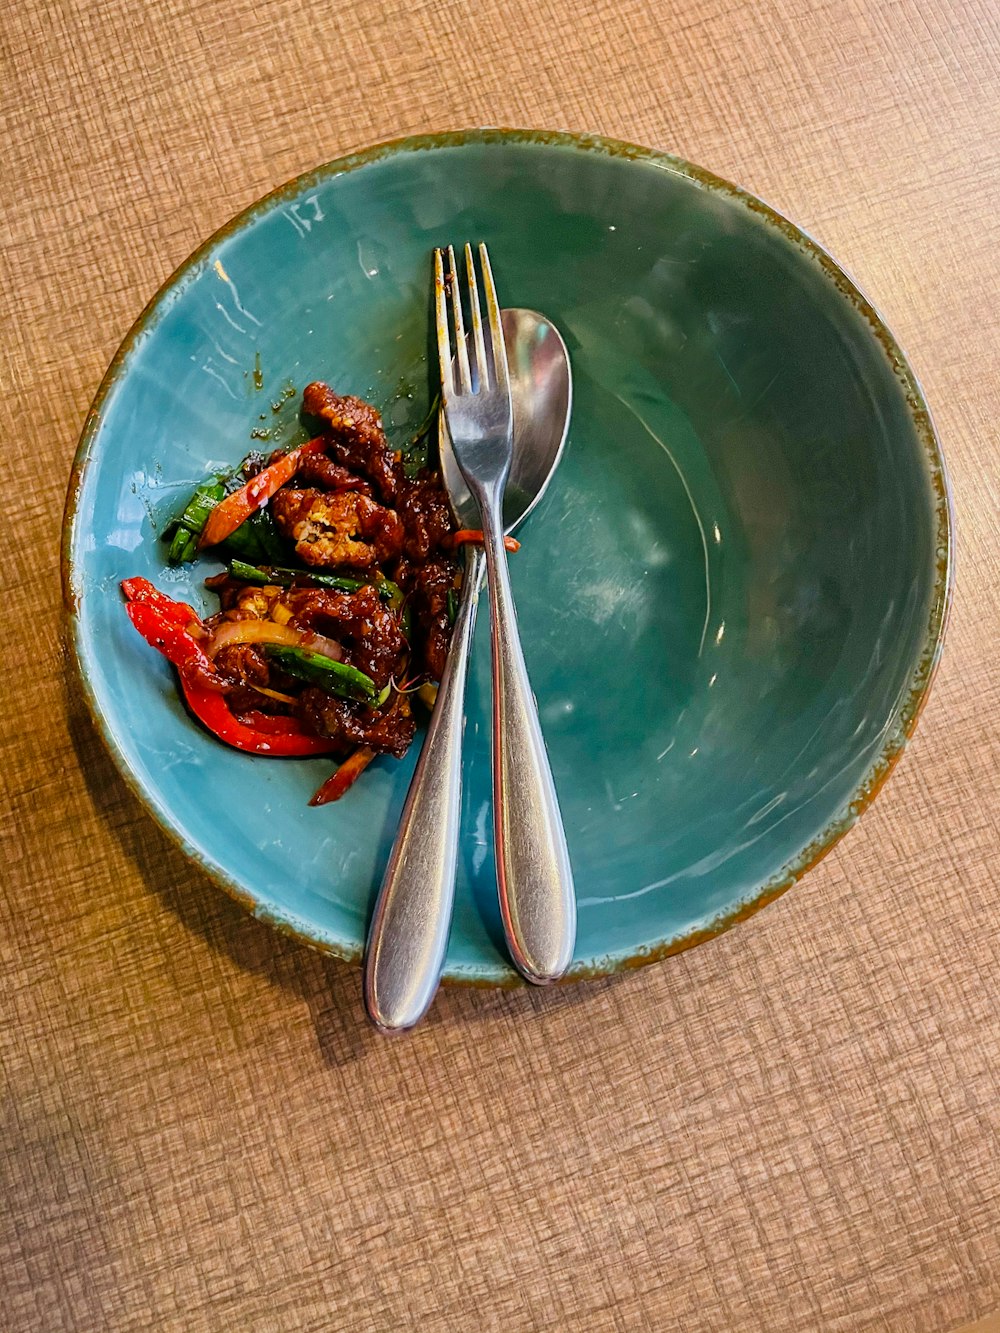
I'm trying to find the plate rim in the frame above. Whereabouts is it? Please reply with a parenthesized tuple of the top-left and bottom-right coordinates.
(61, 126, 955, 986)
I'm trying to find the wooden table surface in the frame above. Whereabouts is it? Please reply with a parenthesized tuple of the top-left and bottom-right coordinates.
(4, 0, 1000, 1329)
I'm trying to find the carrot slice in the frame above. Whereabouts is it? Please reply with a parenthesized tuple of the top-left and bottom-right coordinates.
(309, 747, 377, 805)
(449, 529, 520, 553)
(198, 438, 327, 550)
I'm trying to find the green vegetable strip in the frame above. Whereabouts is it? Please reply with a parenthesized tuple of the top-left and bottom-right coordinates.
(264, 646, 377, 702)
(374, 574, 404, 610)
(166, 479, 226, 565)
(323, 574, 368, 594)
(219, 508, 287, 564)
(373, 573, 410, 636)
(228, 560, 367, 593)
(167, 529, 196, 565)
(399, 391, 440, 477)
(230, 561, 408, 603)
(228, 559, 272, 584)
(406, 392, 440, 449)
(446, 588, 458, 626)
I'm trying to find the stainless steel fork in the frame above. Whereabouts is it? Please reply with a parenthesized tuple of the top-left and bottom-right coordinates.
(434, 242, 576, 984)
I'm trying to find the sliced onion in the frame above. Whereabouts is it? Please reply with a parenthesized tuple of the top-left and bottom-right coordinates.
(206, 618, 343, 662)
(206, 620, 303, 658)
(300, 631, 344, 661)
(248, 683, 299, 705)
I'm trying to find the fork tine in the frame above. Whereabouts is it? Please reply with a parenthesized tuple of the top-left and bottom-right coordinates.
(447, 245, 472, 393)
(464, 242, 490, 391)
(478, 243, 509, 395)
(433, 248, 454, 399)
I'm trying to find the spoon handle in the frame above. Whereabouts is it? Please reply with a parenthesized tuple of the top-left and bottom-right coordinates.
(362, 546, 484, 1030)
(481, 505, 576, 984)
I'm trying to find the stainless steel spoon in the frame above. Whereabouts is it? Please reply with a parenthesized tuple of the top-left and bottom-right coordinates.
(363, 308, 572, 1031)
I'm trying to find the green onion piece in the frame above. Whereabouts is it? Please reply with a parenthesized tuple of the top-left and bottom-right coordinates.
(375, 682, 391, 707)
(446, 588, 457, 626)
(181, 479, 226, 528)
(374, 572, 410, 634)
(302, 572, 366, 593)
(407, 392, 441, 449)
(375, 575, 404, 611)
(227, 560, 399, 601)
(264, 646, 377, 702)
(398, 391, 440, 477)
(228, 559, 270, 584)
(167, 528, 197, 564)
(227, 560, 366, 593)
(166, 478, 226, 564)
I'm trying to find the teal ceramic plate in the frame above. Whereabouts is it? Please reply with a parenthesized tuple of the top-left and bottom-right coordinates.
(63, 130, 952, 984)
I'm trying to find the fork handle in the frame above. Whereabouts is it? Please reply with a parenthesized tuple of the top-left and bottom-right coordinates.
(363, 546, 484, 1030)
(482, 504, 577, 983)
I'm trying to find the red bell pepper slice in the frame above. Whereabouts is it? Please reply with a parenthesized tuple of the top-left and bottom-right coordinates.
(197, 437, 327, 550)
(120, 577, 200, 627)
(122, 583, 338, 757)
(180, 678, 338, 757)
(125, 600, 214, 673)
(237, 709, 311, 736)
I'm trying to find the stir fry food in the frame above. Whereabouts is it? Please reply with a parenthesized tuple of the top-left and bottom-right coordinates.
(121, 381, 513, 804)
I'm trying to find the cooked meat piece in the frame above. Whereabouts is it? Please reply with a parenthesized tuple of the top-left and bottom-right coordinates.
(210, 642, 290, 715)
(400, 558, 459, 680)
(271, 488, 404, 569)
(395, 474, 455, 560)
(302, 382, 397, 501)
(232, 584, 283, 619)
(296, 452, 372, 495)
(240, 450, 268, 479)
(213, 643, 270, 686)
(423, 628, 449, 683)
(296, 688, 416, 758)
(302, 382, 385, 448)
(286, 584, 405, 688)
(202, 582, 283, 625)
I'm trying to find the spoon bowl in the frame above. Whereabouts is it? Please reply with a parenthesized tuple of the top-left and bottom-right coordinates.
(441, 308, 572, 534)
